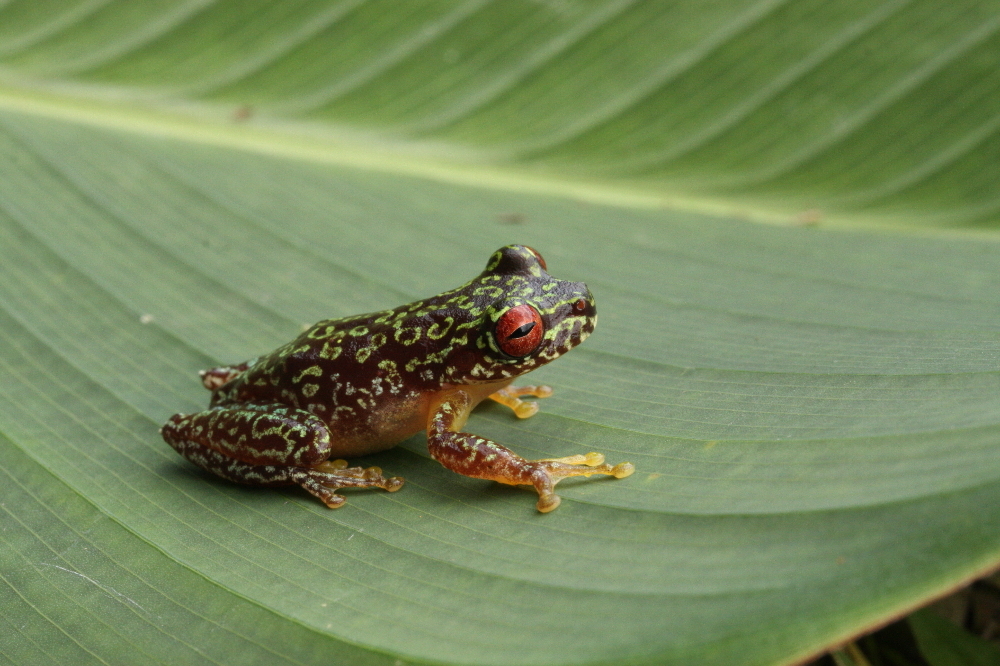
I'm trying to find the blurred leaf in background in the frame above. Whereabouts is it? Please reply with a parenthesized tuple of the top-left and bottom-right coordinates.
(2, 1, 1000, 665)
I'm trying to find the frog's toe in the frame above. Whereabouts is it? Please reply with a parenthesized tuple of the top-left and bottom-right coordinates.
(489, 384, 553, 419)
(294, 461, 405, 508)
(538, 451, 604, 466)
(512, 401, 540, 419)
(537, 453, 634, 481)
(536, 493, 561, 513)
(612, 462, 636, 478)
(320, 494, 347, 509)
(294, 474, 348, 509)
(525, 452, 635, 512)
(199, 366, 244, 390)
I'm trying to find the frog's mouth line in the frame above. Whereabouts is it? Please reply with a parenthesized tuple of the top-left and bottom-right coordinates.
(536, 314, 592, 362)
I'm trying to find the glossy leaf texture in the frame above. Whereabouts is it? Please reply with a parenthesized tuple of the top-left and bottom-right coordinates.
(2, 0, 1000, 227)
(2, 2, 1000, 666)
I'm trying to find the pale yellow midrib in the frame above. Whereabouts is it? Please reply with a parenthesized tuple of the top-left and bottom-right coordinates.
(0, 79, 795, 222)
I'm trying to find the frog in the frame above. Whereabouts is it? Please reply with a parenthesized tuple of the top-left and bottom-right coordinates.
(161, 244, 634, 512)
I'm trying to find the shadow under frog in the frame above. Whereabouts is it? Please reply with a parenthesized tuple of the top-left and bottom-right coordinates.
(161, 245, 633, 512)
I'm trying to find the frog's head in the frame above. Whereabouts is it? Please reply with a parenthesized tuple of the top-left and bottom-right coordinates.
(444, 245, 597, 383)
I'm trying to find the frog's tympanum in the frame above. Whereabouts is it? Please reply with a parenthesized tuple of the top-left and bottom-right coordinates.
(162, 245, 634, 512)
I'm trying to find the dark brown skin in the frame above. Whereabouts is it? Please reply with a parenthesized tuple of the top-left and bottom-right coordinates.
(162, 245, 634, 512)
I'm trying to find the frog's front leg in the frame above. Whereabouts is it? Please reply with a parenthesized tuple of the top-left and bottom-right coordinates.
(427, 391, 634, 512)
(161, 404, 403, 508)
(488, 384, 553, 418)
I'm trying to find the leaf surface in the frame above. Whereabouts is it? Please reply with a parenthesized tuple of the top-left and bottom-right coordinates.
(2, 2, 1000, 665)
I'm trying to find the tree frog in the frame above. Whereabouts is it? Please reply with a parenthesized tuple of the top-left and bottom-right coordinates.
(161, 245, 634, 512)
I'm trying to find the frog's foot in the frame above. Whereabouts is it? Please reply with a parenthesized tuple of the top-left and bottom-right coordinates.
(294, 459, 404, 509)
(489, 384, 553, 419)
(199, 362, 250, 390)
(529, 453, 635, 513)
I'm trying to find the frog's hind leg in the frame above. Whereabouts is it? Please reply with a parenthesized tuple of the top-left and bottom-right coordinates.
(161, 405, 403, 508)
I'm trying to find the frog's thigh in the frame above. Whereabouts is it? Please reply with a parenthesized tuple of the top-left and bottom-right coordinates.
(162, 405, 404, 508)
(161, 404, 332, 466)
(426, 392, 634, 513)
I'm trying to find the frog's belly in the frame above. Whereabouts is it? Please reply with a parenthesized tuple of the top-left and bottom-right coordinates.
(313, 380, 512, 458)
(319, 390, 430, 457)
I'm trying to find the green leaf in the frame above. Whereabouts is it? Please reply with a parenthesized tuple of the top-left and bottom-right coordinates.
(1, 2, 1000, 666)
(3, 0, 1000, 227)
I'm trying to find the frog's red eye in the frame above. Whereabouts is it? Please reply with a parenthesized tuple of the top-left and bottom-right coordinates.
(496, 304, 544, 357)
(525, 246, 547, 271)
(573, 299, 587, 313)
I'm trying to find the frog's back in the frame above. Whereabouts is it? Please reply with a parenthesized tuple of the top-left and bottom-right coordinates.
(206, 295, 475, 438)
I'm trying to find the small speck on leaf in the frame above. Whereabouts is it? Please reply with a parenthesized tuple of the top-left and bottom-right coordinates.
(497, 212, 526, 225)
(795, 209, 823, 226)
(232, 105, 253, 122)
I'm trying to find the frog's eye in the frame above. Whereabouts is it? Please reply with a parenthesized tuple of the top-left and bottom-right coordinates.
(572, 299, 587, 314)
(496, 304, 544, 357)
(525, 246, 547, 271)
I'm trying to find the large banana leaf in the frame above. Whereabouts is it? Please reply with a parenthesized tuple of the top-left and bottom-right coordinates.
(2, 2, 1000, 665)
(5, 0, 1000, 228)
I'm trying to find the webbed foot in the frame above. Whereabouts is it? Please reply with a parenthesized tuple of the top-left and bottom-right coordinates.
(294, 459, 404, 509)
(488, 384, 553, 418)
(530, 452, 635, 512)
